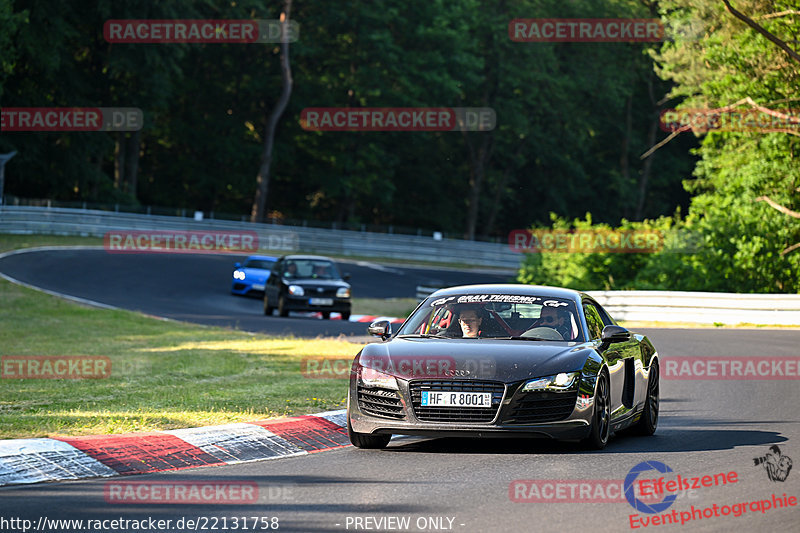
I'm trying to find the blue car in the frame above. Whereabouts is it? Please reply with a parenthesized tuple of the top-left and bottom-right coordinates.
(231, 255, 277, 296)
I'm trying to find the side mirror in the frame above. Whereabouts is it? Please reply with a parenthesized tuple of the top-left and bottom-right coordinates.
(368, 320, 392, 340)
(343, 273, 351, 281)
(234, 262, 241, 268)
(601, 325, 631, 344)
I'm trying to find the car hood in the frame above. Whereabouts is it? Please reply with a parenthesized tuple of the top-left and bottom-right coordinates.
(286, 279, 349, 288)
(241, 268, 269, 279)
(358, 337, 594, 382)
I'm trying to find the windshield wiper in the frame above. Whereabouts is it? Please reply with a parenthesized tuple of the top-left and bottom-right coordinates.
(396, 334, 448, 339)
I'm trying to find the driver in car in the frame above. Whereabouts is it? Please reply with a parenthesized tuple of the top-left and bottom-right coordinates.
(457, 306, 483, 338)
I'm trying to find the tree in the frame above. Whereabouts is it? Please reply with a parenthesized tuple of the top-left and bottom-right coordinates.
(649, 0, 800, 291)
(250, 0, 293, 223)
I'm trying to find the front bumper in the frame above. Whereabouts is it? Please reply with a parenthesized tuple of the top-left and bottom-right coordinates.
(231, 281, 264, 295)
(348, 376, 597, 441)
(282, 294, 351, 313)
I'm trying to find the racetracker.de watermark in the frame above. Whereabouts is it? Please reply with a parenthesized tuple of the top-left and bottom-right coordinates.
(104, 19, 299, 43)
(0, 108, 142, 132)
(509, 18, 664, 42)
(662, 357, 800, 380)
(300, 108, 496, 132)
(104, 480, 260, 504)
(1, 356, 111, 379)
(660, 108, 800, 133)
(509, 479, 699, 504)
(104, 230, 259, 254)
(303, 356, 496, 379)
(508, 229, 664, 253)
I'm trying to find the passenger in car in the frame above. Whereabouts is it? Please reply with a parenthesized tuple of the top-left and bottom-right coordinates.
(534, 306, 574, 340)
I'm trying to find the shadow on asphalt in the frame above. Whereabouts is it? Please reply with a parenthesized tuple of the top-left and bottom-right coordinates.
(381, 428, 788, 455)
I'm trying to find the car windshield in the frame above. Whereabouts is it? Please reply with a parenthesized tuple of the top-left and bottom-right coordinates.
(282, 259, 342, 280)
(243, 259, 275, 270)
(397, 293, 583, 342)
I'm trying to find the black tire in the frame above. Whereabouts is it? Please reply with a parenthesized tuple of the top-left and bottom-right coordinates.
(347, 417, 391, 449)
(341, 311, 351, 321)
(321, 312, 331, 320)
(630, 360, 659, 436)
(263, 295, 274, 316)
(278, 296, 289, 317)
(583, 371, 611, 450)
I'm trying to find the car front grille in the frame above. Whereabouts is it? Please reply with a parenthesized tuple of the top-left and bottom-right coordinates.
(503, 390, 577, 424)
(357, 386, 404, 419)
(409, 380, 505, 423)
(233, 283, 247, 291)
(306, 287, 339, 298)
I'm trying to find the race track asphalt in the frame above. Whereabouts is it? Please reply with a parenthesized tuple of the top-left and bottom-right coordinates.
(0, 248, 514, 337)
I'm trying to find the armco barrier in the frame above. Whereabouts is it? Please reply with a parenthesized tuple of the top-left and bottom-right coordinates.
(417, 287, 799, 326)
(588, 290, 800, 326)
(0, 206, 520, 268)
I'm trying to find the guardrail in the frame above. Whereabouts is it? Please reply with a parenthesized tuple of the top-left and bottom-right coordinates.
(414, 286, 800, 326)
(588, 290, 800, 326)
(415, 285, 440, 300)
(0, 206, 521, 269)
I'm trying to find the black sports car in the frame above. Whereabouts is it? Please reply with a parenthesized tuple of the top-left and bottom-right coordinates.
(263, 255, 352, 319)
(347, 284, 659, 449)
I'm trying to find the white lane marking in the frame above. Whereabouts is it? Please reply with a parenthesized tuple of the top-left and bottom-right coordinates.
(354, 261, 405, 275)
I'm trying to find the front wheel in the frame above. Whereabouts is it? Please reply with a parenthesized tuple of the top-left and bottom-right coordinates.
(278, 296, 289, 317)
(348, 418, 391, 449)
(321, 312, 331, 320)
(583, 371, 611, 450)
(340, 311, 351, 321)
(347, 390, 391, 449)
(630, 360, 659, 436)
(263, 294, 274, 316)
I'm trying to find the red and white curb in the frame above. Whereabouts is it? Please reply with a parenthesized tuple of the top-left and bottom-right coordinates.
(304, 312, 405, 325)
(0, 410, 348, 487)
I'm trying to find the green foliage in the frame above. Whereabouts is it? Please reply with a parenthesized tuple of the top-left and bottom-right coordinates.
(516, 212, 693, 290)
(0, 0, 692, 237)
(519, 1, 800, 294)
(649, 0, 800, 292)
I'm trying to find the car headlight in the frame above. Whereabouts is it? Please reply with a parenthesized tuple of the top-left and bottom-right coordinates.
(522, 372, 579, 392)
(233, 270, 245, 280)
(359, 366, 399, 390)
(288, 285, 304, 296)
(336, 287, 351, 298)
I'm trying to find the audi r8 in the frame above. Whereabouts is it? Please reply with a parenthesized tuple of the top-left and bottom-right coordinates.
(347, 284, 659, 449)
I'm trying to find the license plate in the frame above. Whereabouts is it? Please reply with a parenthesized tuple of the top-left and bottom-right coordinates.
(421, 391, 492, 408)
(309, 298, 334, 306)
(252, 284, 265, 290)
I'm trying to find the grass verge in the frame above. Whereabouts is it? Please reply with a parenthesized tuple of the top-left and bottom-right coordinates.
(0, 278, 359, 439)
